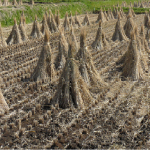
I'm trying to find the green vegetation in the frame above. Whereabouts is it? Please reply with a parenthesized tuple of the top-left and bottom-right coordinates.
(0, 0, 149, 27)
(0, 3, 87, 27)
(78, 0, 150, 13)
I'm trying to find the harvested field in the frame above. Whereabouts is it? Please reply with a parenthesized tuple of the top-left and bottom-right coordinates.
(0, 6, 150, 149)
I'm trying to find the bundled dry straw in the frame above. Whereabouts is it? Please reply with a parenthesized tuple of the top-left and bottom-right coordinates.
(134, 1, 138, 7)
(82, 12, 91, 26)
(122, 1, 127, 7)
(139, 29, 149, 72)
(6, 18, 22, 45)
(113, 7, 119, 19)
(107, 8, 114, 20)
(144, 11, 149, 27)
(109, 8, 114, 19)
(69, 12, 75, 26)
(47, 10, 58, 33)
(70, 25, 78, 50)
(116, 8, 120, 19)
(134, 25, 139, 37)
(63, 12, 70, 31)
(41, 15, 50, 35)
(58, 28, 68, 58)
(132, 26, 149, 72)
(49, 13, 58, 33)
(76, 28, 107, 89)
(131, 8, 136, 17)
(21, 11, 26, 28)
(119, 7, 124, 18)
(140, 2, 145, 8)
(30, 15, 42, 39)
(45, 9, 48, 20)
(18, 0, 22, 5)
(51, 40, 93, 109)
(140, 24, 145, 36)
(54, 26, 77, 74)
(12, 0, 18, 5)
(121, 7, 125, 16)
(19, 16, 28, 41)
(30, 0, 34, 5)
(117, 31, 144, 81)
(113, 6, 116, 17)
(124, 14, 135, 39)
(3, 0, 9, 6)
(31, 31, 54, 81)
(0, 89, 9, 115)
(103, 8, 108, 21)
(139, 25, 150, 54)
(96, 8, 107, 23)
(112, 14, 128, 41)
(55, 10, 60, 27)
(0, 23, 7, 47)
(75, 11, 82, 27)
(54, 29, 68, 70)
(92, 21, 103, 50)
(146, 29, 150, 43)
(146, 19, 150, 43)
(54, 10, 57, 23)
(92, 20, 109, 51)
(47, 10, 52, 31)
(54, 40, 66, 70)
(127, 7, 133, 18)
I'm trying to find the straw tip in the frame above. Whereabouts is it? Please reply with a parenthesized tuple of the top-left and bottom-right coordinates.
(127, 14, 132, 19)
(68, 40, 76, 58)
(43, 15, 46, 19)
(130, 31, 136, 40)
(49, 9, 52, 14)
(59, 26, 64, 34)
(35, 15, 37, 21)
(44, 30, 49, 43)
(118, 14, 121, 20)
(81, 27, 87, 37)
(70, 25, 73, 32)
(14, 18, 17, 24)
(99, 20, 102, 27)
(22, 11, 24, 15)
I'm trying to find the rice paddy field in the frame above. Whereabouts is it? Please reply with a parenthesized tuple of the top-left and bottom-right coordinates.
(0, 0, 150, 149)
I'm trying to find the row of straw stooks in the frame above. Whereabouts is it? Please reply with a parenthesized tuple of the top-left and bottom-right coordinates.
(0, 7, 149, 113)
(0, 7, 133, 46)
(30, 15, 149, 109)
